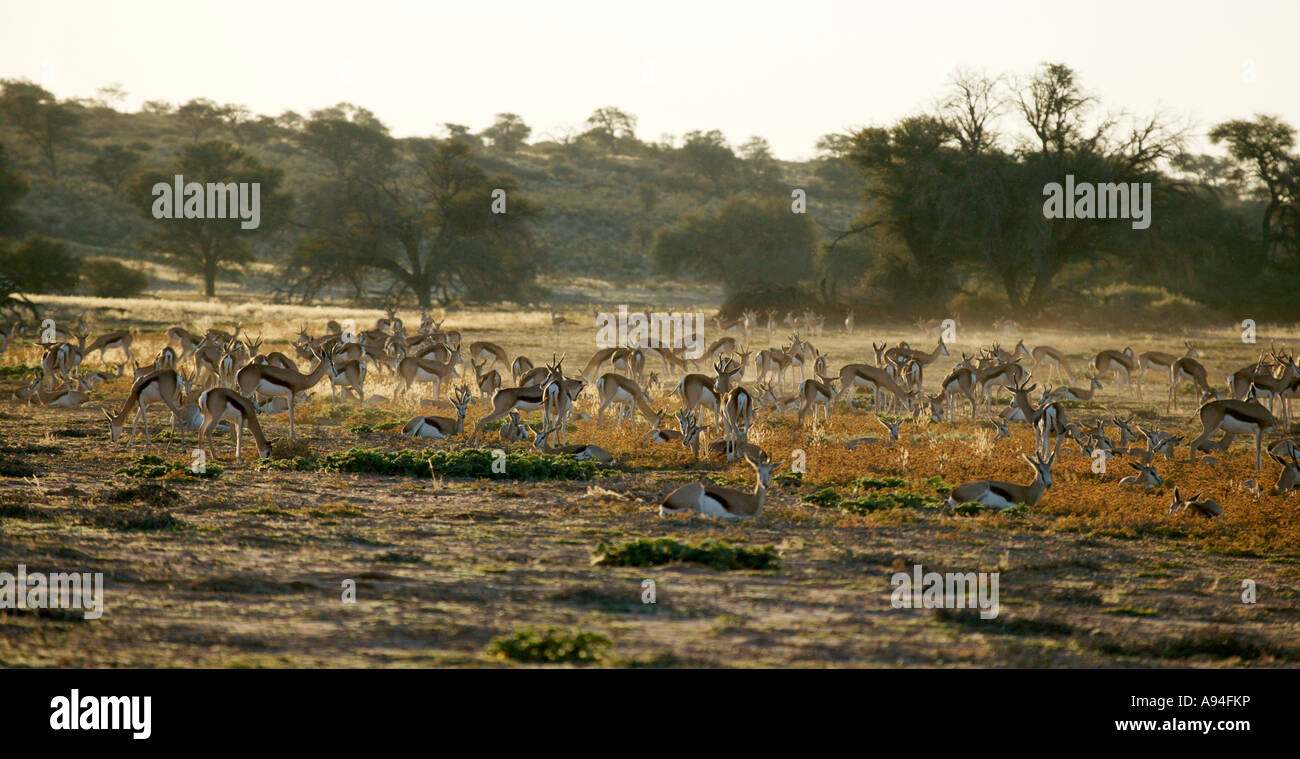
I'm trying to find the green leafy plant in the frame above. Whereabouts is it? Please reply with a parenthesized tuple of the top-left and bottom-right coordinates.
(592, 538, 779, 571)
(486, 627, 611, 664)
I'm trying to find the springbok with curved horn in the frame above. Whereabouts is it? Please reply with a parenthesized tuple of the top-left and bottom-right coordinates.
(402, 385, 474, 439)
(1168, 488, 1223, 519)
(946, 451, 1055, 510)
(1118, 462, 1163, 489)
(660, 449, 781, 519)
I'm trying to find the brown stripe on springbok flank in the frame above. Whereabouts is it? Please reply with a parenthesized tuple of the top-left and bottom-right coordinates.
(1224, 408, 1271, 425)
(987, 485, 1017, 502)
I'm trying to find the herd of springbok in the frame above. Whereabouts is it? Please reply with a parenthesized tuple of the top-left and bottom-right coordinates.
(3, 307, 1298, 521)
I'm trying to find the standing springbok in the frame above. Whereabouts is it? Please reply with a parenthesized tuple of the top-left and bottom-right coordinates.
(660, 450, 781, 519)
(1008, 378, 1068, 459)
(1188, 399, 1276, 470)
(1093, 348, 1138, 399)
(197, 388, 273, 461)
(595, 373, 661, 427)
(471, 358, 502, 409)
(104, 369, 186, 446)
(677, 358, 739, 429)
(235, 351, 333, 440)
(85, 331, 136, 366)
(1030, 344, 1074, 384)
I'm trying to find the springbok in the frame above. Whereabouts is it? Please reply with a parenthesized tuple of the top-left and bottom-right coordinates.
(1118, 462, 1162, 489)
(235, 351, 333, 439)
(1188, 399, 1276, 470)
(1030, 344, 1074, 384)
(947, 452, 1056, 510)
(471, 358, 502, 409)
(402, 385, 474, 439)
(104, 369, 185, 446)
(660, 450, 781, 519)
(197, 388, 273, 461)
(85, 331, 136, 366)
(1093, 348, 1138, 398)
(595, 373, 661, 427)
(532, 425, 614, 464)
(845, 417, 903, 449)
(1168, 488, 1223, 519)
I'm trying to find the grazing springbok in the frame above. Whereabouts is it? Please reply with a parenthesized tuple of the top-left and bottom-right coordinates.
(197, 388, 273, 461)
(947, 452, 1056, 510)
(1031, 344, 1074, 384)
(104, 369, 185, 446)
(833, 363, 913, 413)
(85, 331, 136, 366)
(1188, 399, 1276, 470)
(660, 450, 781, 519)
(595, 372, 661, 427)
(1092, 348, 1137, 398)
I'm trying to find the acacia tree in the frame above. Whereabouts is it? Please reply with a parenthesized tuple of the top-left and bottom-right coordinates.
(0, 80, 83, 178)
(583, 107, 637, 154)
(481, 113, 531, 155)
(841, 63, 1185, 316)
(291, 133, 543, 307)
(130, 141, 290, 297)
(175, 98, 225, 143)
(678, 130, 737, 190)
(1210, 115, 1300, 267)
(652, 195, 814, 292)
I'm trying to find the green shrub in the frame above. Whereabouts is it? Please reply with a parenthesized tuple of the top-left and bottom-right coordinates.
(116, 454, 221, 479)
(591, 538, 779, 570)
(802, 487, 841, 508)
(253, 447, 598, 480)
(0, 235, 79, 293)
(486, 627, 611, 664)
(854, 475, 907, 490)
(82, 257, 149, 298)
(838, 491, 942, 514)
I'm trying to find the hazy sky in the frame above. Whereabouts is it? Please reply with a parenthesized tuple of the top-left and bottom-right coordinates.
(2, 0, 1296, 160)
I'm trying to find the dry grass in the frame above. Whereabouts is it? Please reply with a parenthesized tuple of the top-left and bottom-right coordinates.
(1, 299, 1298, 667)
